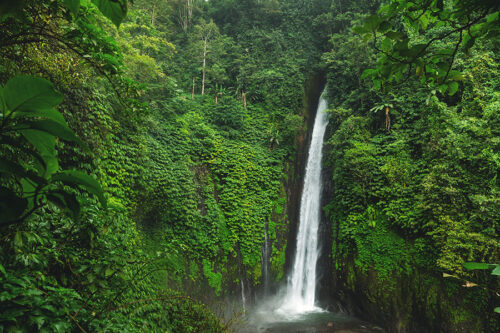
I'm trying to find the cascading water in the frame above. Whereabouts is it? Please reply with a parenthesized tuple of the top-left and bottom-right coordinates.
(279, 89, 328, 315)
(243, 91, 379, 331)
(261, 221, 270, 295)
(241, 279, 247, 313)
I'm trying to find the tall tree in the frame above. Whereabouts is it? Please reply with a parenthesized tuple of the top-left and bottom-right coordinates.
(133, 0, 172, 28)
(189, 19, 220, 95)
(171, 0, 204, 32)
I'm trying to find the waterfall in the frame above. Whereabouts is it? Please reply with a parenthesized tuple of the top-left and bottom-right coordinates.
(241, 278, 247, 313)
(280, 89, 328, 314)
(261, 221, 270, 295)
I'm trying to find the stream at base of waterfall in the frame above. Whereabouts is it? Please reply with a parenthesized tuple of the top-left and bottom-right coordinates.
(242, 305, 383, 333)
(237, 90, 384, 332)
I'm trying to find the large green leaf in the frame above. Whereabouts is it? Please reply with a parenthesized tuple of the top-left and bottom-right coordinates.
(64, 0, 80, 15)
(40, 154, 59, 178)
(20, 178, 36, 212)
(105, 268, 114, 277)
(3, 75, 63, 113)
(23, 119, 87, 149)
(385, 31, 404, 41)
(14, 108, 68, 126)
(463, 262, 496, 270)
(491, 265, 500, 276)
(0, 86, 5, 114)
(0, 187, 27, 225)
(364, 15, 382, 31)
(0, 136, 47, 172)
(361, 68, 377, 80)
(448, 81, 459, 96)
(91, 0, 127, 27)
(352, 25, 370, 34)
(20, 129, 56, 155)
(52, 170, 106, 208)
(381, 37, 392, 52)
(19, 130, 59, 177)
(0, 158, 47, 185)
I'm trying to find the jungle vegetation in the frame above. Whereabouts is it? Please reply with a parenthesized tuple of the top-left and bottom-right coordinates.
(0, 0, 498, 332)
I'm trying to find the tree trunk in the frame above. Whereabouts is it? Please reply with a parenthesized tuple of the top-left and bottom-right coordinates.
(385, 106, 391, 131)
(242, 92, 246, 108)
(202, 39, 207, 95)
(151, 5, 156, 27)
(192, 77, 195, 100)
(187, 0, 193, 28)
(177, 4, 188, 32)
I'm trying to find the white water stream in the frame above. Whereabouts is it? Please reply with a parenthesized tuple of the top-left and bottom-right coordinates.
(243, 91, 380, 331)
(278, 89, 328, 316)
(241, 279, 247, 313)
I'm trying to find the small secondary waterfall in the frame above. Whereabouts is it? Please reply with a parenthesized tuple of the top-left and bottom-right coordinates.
(241, 279, 247, 313)
(261, 221, 270, 295)
(280, 89, 328, 314)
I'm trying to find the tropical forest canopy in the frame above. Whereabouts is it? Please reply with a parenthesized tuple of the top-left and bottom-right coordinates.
(0, 0, 498, 332)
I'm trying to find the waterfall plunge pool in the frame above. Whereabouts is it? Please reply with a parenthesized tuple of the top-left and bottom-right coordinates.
(238, 298, 384, 333)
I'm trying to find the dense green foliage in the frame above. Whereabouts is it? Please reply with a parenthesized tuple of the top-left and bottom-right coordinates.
(0, 0, 498, 331)
(356, 0, 500, 94)
(0, 0, 326, 331)
(322, 0, 499, 329)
